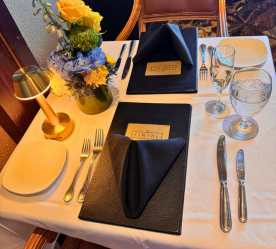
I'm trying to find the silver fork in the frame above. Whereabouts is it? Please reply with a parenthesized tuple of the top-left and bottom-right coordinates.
(64, 138, 91, 203)
(77, 129, 104, 203)
(199, 43, 208, 80)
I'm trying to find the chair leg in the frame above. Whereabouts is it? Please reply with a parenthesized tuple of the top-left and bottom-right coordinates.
(24, 228, 57, 249)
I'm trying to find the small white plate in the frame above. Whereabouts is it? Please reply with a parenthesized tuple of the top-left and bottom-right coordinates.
(2, 140, 67, 195)
(218, 38, 268, 68)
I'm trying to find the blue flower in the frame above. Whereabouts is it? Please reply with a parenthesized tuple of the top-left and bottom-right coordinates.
(48, 47, 107, 80)
(87, 47, 106, 67)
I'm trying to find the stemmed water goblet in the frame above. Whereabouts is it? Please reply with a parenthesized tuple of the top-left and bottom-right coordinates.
(223, 67, 272, 140)
(205, 45, 235, 117)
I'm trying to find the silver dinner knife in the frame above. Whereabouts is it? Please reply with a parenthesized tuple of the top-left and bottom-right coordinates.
(236, 149, 248, 223)
(217, 135, 232, 233)
(114, 44, 126, 73)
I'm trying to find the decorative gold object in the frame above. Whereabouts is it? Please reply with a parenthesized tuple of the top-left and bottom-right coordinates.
(145, 60, 182, 76)
(12, 65, 74, 140)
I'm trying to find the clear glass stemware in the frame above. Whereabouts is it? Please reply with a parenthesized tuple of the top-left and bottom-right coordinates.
(205, 45, 235, 117)
(223, 67, 272, 140)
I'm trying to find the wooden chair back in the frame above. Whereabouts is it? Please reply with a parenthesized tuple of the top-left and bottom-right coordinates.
(139, 0, 228, 36)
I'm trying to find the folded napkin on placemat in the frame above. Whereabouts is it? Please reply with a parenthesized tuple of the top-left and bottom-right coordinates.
(79, 102, 192, 234)
(127, 24, 198, 94)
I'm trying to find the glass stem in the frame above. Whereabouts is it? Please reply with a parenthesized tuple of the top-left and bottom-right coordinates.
(240, 117, 250, 129)
(217, 88, 223, 104)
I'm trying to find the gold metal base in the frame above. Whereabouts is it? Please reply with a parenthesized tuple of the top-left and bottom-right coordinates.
(42, 112, 74, 141)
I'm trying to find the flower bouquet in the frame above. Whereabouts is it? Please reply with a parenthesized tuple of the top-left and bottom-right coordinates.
(33, 0, 115, 114)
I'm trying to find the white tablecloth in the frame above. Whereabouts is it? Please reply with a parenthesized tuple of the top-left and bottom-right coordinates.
(1, 37, 276, 249)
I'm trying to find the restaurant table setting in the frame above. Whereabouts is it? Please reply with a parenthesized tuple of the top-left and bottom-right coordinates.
(1, 23, 276, 249)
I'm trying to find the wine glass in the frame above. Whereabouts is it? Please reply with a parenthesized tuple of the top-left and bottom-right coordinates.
(223, 67, 272, 140)
(205, 45, 235, 117)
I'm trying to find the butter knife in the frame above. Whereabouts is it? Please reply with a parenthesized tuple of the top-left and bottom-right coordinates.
(114, 44, 126, 73)
(217, 135, 232, 233)
(122, 40, 136, 79)
(236, 149, 248, 223)
(207, 46, 215, 77)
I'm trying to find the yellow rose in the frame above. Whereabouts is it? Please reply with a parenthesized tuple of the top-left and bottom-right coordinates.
(106, 55, 116, 65)
(80, 11, 103, 32)
(84, 66, 109, 87)
(57, 0, 102, 32)
(56, 0, 88, 23)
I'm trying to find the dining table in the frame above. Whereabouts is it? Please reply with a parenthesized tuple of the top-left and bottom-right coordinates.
(1, 36, 276, 249)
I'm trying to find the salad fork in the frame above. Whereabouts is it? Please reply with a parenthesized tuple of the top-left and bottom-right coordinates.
(77, 129, 104, 203)
(64, 138, 91, 203)
(199, 43, 208, 80)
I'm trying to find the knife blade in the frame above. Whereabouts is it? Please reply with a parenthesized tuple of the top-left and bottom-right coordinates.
(236, 149, 247, 223)
(217, 135, 232, 233)
(114, 44, 126, 73)
(122, 40, 136, 79)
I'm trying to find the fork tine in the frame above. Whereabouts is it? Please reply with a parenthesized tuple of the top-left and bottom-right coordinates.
(94, 129, 98, 147)
(83, 138, 88, 154)
(97, 129, 100, 147)
(100, 129, 104, 146)
(81, 138, 86, 153)
(87, 138, 91, 153)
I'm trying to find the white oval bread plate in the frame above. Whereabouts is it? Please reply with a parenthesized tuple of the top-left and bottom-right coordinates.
(218, 38, 268, 68)
(2, 140, 67, 195)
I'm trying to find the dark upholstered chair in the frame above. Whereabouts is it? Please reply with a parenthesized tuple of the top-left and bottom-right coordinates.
(139, 0, 229, 36)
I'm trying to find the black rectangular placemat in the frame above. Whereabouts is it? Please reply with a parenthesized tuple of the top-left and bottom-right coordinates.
(79, 102, 192, 234)
(127, 28, 198, 94)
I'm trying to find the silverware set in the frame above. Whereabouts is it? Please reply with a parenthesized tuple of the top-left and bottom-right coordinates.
(64, 129, 104, 203)
(113, 41, 137, 79)
(217, 135, 248, 233)
(77, 129, 104, 203)
(122, 40, 136, 79)
(199, 43, 217, 80)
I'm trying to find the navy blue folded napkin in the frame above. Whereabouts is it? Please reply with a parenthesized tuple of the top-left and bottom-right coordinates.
(121, 135, 185, 218)
(133, 23, 193, 66)
(127, 25, 198, 94)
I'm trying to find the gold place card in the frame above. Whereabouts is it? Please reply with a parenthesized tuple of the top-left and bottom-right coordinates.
(125, 123, 170, 140)
(145, 60, 182, 76)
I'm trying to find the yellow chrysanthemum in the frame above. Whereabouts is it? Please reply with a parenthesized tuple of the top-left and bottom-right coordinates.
(56, 0, 102, 32)
(48, 68, 71, 96)
(84, 66, 109, 87)
(106, 55, 116, 65)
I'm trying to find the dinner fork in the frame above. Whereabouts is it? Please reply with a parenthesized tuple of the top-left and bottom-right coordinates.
(199, 43, 208, 80)
(64, 138, 91, 203)
(77, 129, 104, 203)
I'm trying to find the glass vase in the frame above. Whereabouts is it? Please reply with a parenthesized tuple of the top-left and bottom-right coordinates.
(75, 85, 113, 114)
